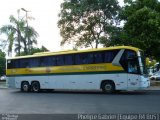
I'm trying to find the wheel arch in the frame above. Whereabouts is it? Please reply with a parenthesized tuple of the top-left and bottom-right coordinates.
(100, 80, 116, 89)
(31, 80, 40, 85)
(21, 81, 30, 86)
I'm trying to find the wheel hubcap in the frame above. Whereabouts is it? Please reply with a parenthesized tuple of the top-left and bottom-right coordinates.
(33, 84, 39, 91)
(105, 84, 112, 91)
(23, 84, 28, 91)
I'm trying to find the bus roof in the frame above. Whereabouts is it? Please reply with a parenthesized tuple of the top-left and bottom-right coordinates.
(7, 46, 141, 60)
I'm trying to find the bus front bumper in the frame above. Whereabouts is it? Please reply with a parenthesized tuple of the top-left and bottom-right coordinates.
(139, 76, 150, 89)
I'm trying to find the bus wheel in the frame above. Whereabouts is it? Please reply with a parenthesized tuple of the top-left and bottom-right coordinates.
(21, 81, 30, 92)
(102, 81, 115, 93)
(31, 82, 40, 92)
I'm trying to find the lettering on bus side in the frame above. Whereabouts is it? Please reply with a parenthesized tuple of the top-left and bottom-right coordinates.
(83, 66, 107, 71)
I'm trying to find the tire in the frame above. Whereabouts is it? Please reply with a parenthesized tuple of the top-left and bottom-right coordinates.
(31, 82, 40, 92)
(102, 81, 115, 93)
(21, 81, 30, 92)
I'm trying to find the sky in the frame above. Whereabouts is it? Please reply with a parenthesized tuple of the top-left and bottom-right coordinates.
(0, 0, 124, 54)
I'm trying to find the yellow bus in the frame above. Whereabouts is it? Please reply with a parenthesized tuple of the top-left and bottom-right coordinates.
(6, 46, 150, 93)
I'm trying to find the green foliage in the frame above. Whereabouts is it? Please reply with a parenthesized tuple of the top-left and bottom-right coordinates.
(0, 49, 6, 76)
(117, 0, 160, 59)
(146, 57, 157, 68)
(30, 46, 49, 55)
(0, 10, 39, 56)
(16, 46, 49, 56)
(58, 0, 120, 48)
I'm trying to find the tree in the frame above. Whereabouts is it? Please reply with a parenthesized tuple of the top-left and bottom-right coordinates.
(0, 9, 39, 56)
(119, 0, 160, 59)
(58, 0, 120, 48)
(0, 49, 6, 76)
(146, 57, 157, 68)
(0, 15, 24, 56)
(30, 46, 49, 55)
(16, 46, 49, 56)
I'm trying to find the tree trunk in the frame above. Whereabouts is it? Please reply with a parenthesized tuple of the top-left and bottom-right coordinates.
(95, 39, 98, 48)
(17, 33, 21, 56)
(22, 36, 28, 55)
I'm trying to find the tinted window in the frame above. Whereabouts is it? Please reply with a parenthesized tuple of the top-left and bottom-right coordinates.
(64, 55, 74, 65)
(56, 55, 65, 66)
(39, 56, 56, 67)
(7, 60, 12, 69)
(7, 59, 19, 69)
(39, 57, 47, 67)
(75, 53, 94, 64)
(94, 52, 104, 63)
(127, 50, 137, 59)
(28, 58, 39, 67)
(7, 50, 121, 69)
(104, 50, 119, 63)
(52, 56, 57, 66)
(120, 50, 130, 71)
(120, 50, 137, 61)
(18, 58, 39, 68)
(128, 60, 139, 74)
(19, 59, 29, 68)
(120, 50, 139, 73)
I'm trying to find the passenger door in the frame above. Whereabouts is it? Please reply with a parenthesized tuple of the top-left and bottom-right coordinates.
(127, 74, 140, 89)
(127, 60, 140, 89)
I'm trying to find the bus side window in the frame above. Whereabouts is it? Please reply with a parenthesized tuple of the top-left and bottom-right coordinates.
(39, 57, 53, 67)
(7, 60, 19, 69)
(57, 56, 65, 66)
(52, 56, 57, 66)
(39, 57, 45, 67)
(29, 58, 39, 68)
(7, 60, 12, 69)
(80, 54, 88, 64)
(88, 53, 94, 64)
(20, 59, 29, 68)
(104, 50, 119, 63)
(65, 55, 74, 65)
(75, 53, 93, 65)
(94, 52, 103, 63)
(75, 54, 81, 64)
(46, 57, 53, 66)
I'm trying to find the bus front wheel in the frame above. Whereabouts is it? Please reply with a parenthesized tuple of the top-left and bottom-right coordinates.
(31, 82, 40, 92)
(102, 81, 115, 93)
(21, 81, 30, 92)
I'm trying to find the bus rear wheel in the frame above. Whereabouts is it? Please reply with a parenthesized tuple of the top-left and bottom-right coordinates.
(102, 81, 115, 93)
(21, 81, 30, 92)
(31, 82, 40, 92)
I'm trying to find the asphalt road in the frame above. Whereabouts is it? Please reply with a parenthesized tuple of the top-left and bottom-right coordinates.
(0, 89, 160, 120)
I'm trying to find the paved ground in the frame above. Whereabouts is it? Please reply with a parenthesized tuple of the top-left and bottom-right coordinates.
(0, 88, 160, 114)
(1, 81, 160, 120)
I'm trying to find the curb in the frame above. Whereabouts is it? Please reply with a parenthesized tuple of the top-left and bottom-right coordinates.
(151, 81, 160, 87)
(0, 82, 7, 89)
(147, 87, 160, 90)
